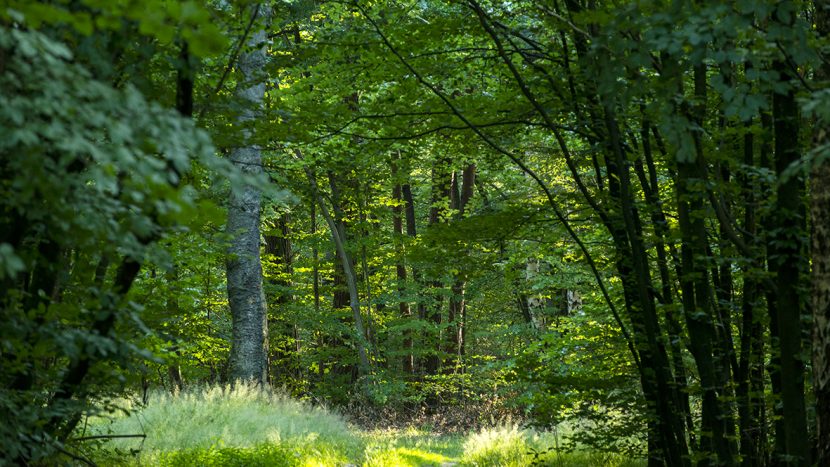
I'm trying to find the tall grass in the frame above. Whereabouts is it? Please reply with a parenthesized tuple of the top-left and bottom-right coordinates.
(459, 424, 644, 467)
(84, 384, 645, 466)
(87, 383, 358, 465)
(461, 424, 530, 466)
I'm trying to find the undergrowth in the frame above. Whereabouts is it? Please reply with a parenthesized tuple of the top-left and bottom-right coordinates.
(82, 384, 645, 466)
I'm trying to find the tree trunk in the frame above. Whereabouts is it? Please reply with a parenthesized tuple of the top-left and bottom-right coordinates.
(226, 4, 270, 386)
(445, 164, 475, 372)
(769, 38, 810, 464)
(736, 112, 766, 466)
(401, 177, 424, 375)
(302, 162, 372, 379)
(264, 214, 297, 384)
(672, 64, 735, 465)
(425, 155, 453, 375)
(604, 104, 688, 467)
(523, 258, 546, 332)
(638, 114, 696, 449)
(311, 201, 324, 382)
(391, 156, 414, 375)
(166, 38, 194, 393)
(813, 2, 830, 463)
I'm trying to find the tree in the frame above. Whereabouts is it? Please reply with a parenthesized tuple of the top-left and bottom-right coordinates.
(813, 1, 830, 463)
(9, 0, 830, 464)
(0, 18, 224, 461)
(226, 4, 271, 385)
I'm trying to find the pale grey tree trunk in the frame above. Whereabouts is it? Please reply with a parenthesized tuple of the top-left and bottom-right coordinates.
(226, 5, 270, 386)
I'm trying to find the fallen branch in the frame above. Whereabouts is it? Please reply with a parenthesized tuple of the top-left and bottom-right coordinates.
(70, 434, 147, 442)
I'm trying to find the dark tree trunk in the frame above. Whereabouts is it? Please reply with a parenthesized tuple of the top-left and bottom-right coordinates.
(736, 113, 767, 467)
(166, 38, 195, 393)
(769, 47, 810, 465)
(638, 115, 695, 447)
(264, 214, 298, 384)
(445, 164, 475, 372)
(425, 155, 453, 376)
(605, 105, 688, 467)
(813, 2, 830, 463)
(391, 156, 414, 375)
(401, 178, 424, 375)
(671, 64, 735, 465)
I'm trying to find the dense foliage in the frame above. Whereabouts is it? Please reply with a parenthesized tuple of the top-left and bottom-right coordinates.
(3, 0, 830, 465)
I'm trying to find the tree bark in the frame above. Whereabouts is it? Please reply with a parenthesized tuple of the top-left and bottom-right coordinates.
(672, 64, 735, 465)
(736, 110, 766, 466)
(813, 2, 830, 463)
(226, 4, 270, 386)
(638, 114, 696, 449)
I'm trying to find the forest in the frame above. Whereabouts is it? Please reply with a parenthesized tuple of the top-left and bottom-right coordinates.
(3, 0, 830, 465)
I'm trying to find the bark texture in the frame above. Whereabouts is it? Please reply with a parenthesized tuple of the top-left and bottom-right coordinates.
(814, 1, 830, 463)
(227, 5, 270, 385)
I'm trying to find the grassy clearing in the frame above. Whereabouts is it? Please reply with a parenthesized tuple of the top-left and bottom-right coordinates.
(84, 385, 644, 466)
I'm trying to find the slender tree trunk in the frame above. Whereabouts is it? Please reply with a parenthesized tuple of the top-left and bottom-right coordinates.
(672, 64, 736, 465)
(638, 115, 695, 450)
(401, 176, 424, 375)
(357, 183, 379, 357)
(425, 155, 453, 375)
(768, 32, 810, 463)
(166, 37, 194, 393)
(813, 2, 830, 463)
(264, 214, 296, 384)
(604, 104, 687, 467)
(754, 108, 787, 464)
(226, 5, 270, 386)
(165, 267, 184, 392)
(302, 163, 372, 378)
(445, 164, 475, 372)
(736, 113, 766, 467)
(328, 172, 359, 381)
(311, 202, 324, 382)
(391, 156, 414, 375)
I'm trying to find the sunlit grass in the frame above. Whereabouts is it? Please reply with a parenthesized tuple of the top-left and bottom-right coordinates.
(456, 424, 642, 466)
(85, 384, 645, 466)
(87, 383, 357, 465)
(362, 427, 463, 466)
(461, 424, 530, 466)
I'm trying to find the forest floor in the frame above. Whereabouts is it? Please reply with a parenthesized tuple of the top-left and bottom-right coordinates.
(83, 385, 644, 466)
